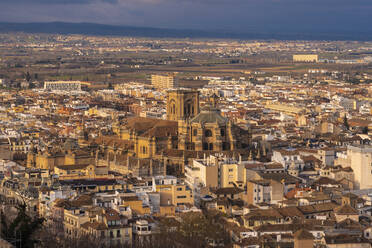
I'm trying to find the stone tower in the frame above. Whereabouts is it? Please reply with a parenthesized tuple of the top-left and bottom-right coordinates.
(167, 89, 199, 121)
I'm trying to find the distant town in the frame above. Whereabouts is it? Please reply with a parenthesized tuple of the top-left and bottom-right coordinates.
(0, 33, 371, 248)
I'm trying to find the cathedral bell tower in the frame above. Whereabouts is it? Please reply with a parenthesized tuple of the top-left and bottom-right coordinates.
(167, 89, 200, 121)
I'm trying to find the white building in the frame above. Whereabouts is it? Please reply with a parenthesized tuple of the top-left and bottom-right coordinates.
(348, 145, 372, 189)
(185, 155, 247, 206)
(44, 81, 82, 91)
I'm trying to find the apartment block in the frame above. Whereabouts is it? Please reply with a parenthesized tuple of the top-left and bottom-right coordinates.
(151, 74, 178, 89)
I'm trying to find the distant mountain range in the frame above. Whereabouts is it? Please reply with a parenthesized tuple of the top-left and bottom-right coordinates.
(0, 22, 371, 41)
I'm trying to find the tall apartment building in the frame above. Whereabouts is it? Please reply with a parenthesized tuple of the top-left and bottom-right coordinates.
(185, 155, 246, 206)
(293, 54, 318, 63)
(348, 145, 372, 189)
(186, 155, 246, 190)
(152, 175, 193, 206)
(151, 74, 178, 89)
(44, 81, 82, 91)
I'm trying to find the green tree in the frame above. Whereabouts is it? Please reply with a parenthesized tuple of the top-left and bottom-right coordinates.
(343, 114, 350, 130)
(25, 72, 32, 82)
(29, 82, 36, 89)
(362, 126, 369, 134)
(0, 204, 44, 248)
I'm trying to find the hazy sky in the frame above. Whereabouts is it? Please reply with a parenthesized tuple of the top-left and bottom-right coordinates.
(1, 0, 371, 33)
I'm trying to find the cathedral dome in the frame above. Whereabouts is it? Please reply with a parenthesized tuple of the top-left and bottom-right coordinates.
(190, 105, 228, 125)
(64, 138, 79, 151)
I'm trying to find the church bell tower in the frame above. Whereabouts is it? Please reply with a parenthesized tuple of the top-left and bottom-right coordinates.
(167, 89, 200, 121)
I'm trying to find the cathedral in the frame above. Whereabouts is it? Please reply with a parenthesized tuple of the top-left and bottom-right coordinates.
(109, 89, 252, 175)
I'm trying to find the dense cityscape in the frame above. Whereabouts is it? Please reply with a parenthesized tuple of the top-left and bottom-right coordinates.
(0, 32, 371, 248)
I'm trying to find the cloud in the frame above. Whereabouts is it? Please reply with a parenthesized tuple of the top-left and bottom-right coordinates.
(0, 0, 371, 34)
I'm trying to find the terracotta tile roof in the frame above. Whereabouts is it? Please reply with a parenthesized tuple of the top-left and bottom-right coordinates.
(258, 172, 300, 184)
(275, 207, 304, 218)
(335, 204, 358, 215)
(55, 164, 90, 170)
(313, 177, 340, 186)
(104, 208, 121, 221)
(294, 229, 313, 240)
(336, 218, 362, 230)
(297, 203, 338, 215)
(211, 187, 244, 195)
(245, 209, 282, 221)
(124, 117, 178, 137)
(324, 234, 370, 244)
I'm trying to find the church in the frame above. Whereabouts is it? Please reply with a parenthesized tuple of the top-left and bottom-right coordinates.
(109, 89, 252, 175)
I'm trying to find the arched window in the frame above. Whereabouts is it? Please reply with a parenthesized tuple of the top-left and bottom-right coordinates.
(185, 99, 193, 117)
(223, 142, 230, 150)
(205, 129, 212, 137)
(172, 104, 176, 114)
(203, 143, 208, 150)
(220, 129, 225, 136)
(209, 143, 213, 150)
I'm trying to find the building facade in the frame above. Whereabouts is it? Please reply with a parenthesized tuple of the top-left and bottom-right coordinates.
(151, 74, 179, 89)
(44, 81, 82, 91)
(348, 145, 372, 189)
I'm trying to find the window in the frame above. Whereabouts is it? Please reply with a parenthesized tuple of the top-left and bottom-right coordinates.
(220, 129, 225, 136)
(209, 143, 213, 150)
(228, 169, 233, 172)
(177, 195, 187, 199)
(171, 104, 176, 114)
(110, 231, 114, 238)
(222, 142, 230, 150)
(203, 143, 208, 150)
(193, 129, 197, 136)
(117, 230, 121, 237)
(205, 129, 212, 137)
(177, 187, 183, 191)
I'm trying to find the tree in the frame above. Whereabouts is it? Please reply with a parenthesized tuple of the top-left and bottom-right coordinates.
(29, 81, 36, 89)
(343, 114, 350, 130)
(25, 72, 32, 82)
(0, 203, 44, 248)
(152, 211, 230, 248)
(362, 126, 369, 134)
